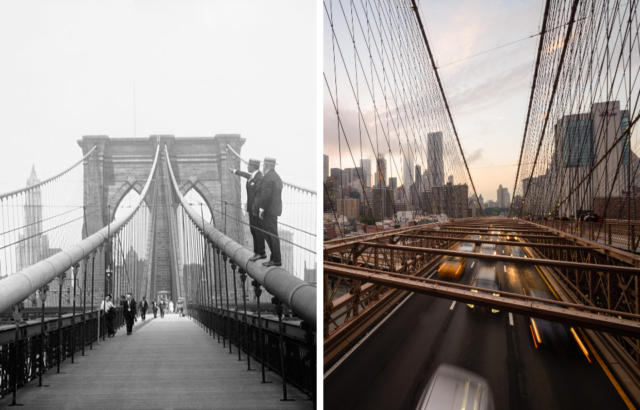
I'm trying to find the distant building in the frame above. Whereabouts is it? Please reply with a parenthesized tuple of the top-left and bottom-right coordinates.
(428, 132, 444, 188)
(376, 154, 387, 187)
(330, 168, 341, 179)
(324, 176, 339, 213)
(497, 185, 510, 208)
(372, 187, 395, 219)
(389, 177, 398, 191)
(360, 159, 372, 188)
(337, 198, 360, 219)
(323, 155, 329, 182)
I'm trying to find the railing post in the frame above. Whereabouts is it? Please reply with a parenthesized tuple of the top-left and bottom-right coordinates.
(57, 272, 65, 374)
(239, 268, 253, 371)
(252, 280, 271, 384)
(231, 261, 241, 361)
(11, 309, 21, 406)
(223, 254, 232, 354)
(273, 297, 293, 402)
(71, 264, 78, 364)
(608, 223, 612, 245)
(216, 247, 224, 346)
(39, 285, 48, 387)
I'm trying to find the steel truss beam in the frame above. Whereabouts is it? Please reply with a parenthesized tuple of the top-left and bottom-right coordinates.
(325, 263, 640, 338)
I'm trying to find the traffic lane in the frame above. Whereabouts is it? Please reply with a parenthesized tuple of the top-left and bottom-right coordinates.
(496, 243, 628, 409)
(326, 258, 523, 410)
(324, 256, 480, 410)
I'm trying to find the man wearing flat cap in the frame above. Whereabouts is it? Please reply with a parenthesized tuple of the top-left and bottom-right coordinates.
(230, 159, 266, 261)
(252, 157, 283, 267)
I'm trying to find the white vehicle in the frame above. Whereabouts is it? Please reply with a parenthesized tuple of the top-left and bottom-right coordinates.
(416, 364, 495, 410)
(479, 243, 496, 255)
(458, 242, 475, 253)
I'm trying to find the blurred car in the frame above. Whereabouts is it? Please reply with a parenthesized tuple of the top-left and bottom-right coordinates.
(479, 243, 496, 255)
(458, 242, 475, 253)
(416, 364, 495, 410)
(527, 290, 590, 360)
(467, 266, 500, 313)
(438, 243, 475, 280)
(438, 256, 466, 280)
(506, 232, 518, 241)
(511, 247, 526, 258)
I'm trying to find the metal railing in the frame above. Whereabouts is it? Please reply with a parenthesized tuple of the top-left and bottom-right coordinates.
(187, 303, 314, 398)
(0, 307, 123, 400)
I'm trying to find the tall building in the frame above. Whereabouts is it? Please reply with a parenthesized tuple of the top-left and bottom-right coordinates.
(423, 169, 431, 192)
(330, 168, 341, 179)
(402, 155, 414, 192)
(337, 198, 360, 219)
(428, 132, 444, 188)
(360, 159, 372, 188)
(376, 154, 387, 187)
(388, 177, 398, 191)
(324, 176, 339, 213)
(372, 187, 395, 219)
(415, 165, 422, 189)
(497, 185, 510, 208)
(551, 101, 631, 217)
(16, 166, 59, 273)
(323, 155, 329, 182)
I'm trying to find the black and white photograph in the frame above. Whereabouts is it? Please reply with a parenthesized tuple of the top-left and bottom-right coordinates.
(0, 1, 317, 409)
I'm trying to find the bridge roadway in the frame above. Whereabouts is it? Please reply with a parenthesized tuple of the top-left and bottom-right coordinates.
(325, 240, 630, 410)
(0, 314, 311, 410)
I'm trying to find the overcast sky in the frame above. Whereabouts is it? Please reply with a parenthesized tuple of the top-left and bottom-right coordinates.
(0, 0, 316, 195)
(323, 0, 544, 201)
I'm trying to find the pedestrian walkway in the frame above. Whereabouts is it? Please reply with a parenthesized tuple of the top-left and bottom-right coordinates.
(0, 314, 312, 410)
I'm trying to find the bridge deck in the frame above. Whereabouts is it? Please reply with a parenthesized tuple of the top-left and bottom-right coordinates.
(0, 314, 312, 410)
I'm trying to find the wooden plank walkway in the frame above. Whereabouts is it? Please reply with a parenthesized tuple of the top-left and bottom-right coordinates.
(0, 314, 313, 410)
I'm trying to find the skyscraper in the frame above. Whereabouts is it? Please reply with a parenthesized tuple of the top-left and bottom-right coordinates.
(360, 158, 372, 188)
(497, 185, 510, 208)
(415, 165, 422, 188)
(376, 154, 387, 187)
(323, 155, 329, 182)
(402, 155, 414, 193)
(428, 132, 444, 188)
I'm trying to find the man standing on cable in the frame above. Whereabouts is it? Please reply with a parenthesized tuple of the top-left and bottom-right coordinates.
(252, 157, 283, 267)
(229, 158, 266, 262)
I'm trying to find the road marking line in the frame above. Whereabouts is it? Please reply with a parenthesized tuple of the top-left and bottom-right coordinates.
(578, 328, 636, 410)
(428, 270, 437, 279)
(509, 312, 513, 326)
(534, 265, 561, 301)
(324, 291, 415, 379)
(450, 301, 456, 310)
(471, 262, 475, 268)
(503, 265, 507, 273)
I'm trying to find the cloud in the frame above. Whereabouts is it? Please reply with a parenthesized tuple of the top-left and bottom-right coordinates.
(466, 148, 483, 164)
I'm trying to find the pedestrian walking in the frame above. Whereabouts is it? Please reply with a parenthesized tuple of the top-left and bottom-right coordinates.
(253, 157, 283, 267)
(139, 296, 148, 321)
(123, 293, 137, 335)
(152, 300, 158, 318)
(177, 298, 185, 317)
(169, 300, 174, 314)
(100, 294, 116, 338)
(159, 299, 165, 318)
(230, 159, 266, 262)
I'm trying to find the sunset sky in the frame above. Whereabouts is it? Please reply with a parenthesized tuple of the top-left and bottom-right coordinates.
(323, 0, 545, 201)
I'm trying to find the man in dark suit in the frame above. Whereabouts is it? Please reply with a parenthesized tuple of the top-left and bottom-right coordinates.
(252, 157, 283, 267)
(123, 293, 137, 335)
(139, 296, 148, 321)
(230, 158, 266, 261)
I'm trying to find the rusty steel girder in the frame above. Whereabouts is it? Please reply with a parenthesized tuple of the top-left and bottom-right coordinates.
(324, 262, 640, 338)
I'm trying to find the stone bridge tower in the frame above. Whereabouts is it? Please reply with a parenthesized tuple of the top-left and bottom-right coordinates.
(78, 135, 245, 302)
